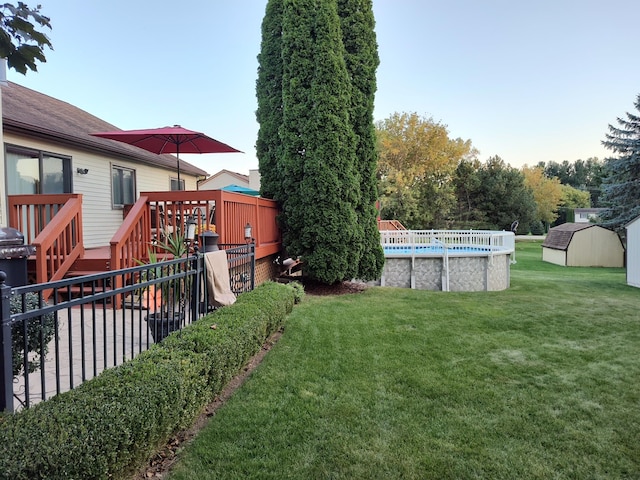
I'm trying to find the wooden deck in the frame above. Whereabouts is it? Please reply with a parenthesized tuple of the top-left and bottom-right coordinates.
(13, 190, 282, 288)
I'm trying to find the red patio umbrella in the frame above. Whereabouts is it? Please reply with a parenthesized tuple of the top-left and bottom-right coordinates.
(90, 125, 242, 189)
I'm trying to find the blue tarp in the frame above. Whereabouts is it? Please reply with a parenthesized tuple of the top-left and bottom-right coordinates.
(221, 184, 260, 196)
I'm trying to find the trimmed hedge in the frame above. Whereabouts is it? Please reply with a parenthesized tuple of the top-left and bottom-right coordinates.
(0, 281, 295, 480)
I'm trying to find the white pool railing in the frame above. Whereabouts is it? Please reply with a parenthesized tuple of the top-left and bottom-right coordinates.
(380, 229, 516, 263)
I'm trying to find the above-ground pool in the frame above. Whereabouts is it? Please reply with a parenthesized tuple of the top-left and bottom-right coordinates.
(375, 230, 515, 292)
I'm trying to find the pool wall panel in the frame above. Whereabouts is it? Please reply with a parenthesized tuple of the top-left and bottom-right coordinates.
(379, 253, 510, 292)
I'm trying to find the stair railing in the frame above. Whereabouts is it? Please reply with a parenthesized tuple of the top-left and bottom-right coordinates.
(30, 196, 85, 298)
(109, 196, 151, 308)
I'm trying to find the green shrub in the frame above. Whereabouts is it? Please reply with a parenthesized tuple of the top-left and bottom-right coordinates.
(10, 292, 55, 376)
(529, 220, 545, 235)
(287, 281, 305, 304)
(0, 282, 295, 480)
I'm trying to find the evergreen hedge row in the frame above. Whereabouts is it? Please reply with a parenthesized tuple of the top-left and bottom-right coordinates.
(0, 281, 295, 480)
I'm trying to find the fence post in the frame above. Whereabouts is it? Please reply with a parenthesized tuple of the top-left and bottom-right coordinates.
(191, 249, 201, 324)
(250, 243, 255, 291)
(0, 271, 14, 413)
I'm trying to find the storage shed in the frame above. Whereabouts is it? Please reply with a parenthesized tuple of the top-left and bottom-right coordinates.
(626, 215, 640, 287)
(542, 223, 624, 267)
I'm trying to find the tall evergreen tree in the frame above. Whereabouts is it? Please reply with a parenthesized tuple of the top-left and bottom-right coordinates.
(255, 0, 284, 201)
(280, 0, 361, 283)
(599, 94, 640, 231)
(257, 0, 383, 284)
(337, 0, 384, 280)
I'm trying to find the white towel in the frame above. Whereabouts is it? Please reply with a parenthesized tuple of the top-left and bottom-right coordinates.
(204, 250, 236, 307)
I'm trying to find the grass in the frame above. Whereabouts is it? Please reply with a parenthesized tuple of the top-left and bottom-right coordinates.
(167, 242, 640, 479)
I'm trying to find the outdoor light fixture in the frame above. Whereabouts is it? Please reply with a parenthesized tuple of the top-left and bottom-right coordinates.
(76, 167, 89, 174)
(244, 222, 253, 243)
(185, 214, 197, 242)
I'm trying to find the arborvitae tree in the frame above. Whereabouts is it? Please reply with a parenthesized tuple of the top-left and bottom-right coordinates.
(337, 0, 384, 280)
(599, 94, 640, 231)
(278, 0, 361, 284)
(255, 0, 284, 201)
(257, 0, 383, 284)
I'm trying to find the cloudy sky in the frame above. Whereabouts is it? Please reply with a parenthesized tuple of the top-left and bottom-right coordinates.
(8, 0, 639, 175)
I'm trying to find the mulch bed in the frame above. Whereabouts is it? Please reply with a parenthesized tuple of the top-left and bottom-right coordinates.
(298, 279, 369, 296)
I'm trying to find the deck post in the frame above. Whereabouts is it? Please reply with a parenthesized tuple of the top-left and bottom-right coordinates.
(0, 271, 14, 412)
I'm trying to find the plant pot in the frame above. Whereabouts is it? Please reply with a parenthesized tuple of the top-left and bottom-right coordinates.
(145, 311, 185, 343)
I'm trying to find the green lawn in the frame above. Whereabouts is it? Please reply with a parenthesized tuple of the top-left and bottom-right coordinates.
(168, 242, 640, 479)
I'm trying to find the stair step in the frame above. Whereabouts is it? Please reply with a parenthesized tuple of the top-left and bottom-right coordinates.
(65, 270, 109, 278)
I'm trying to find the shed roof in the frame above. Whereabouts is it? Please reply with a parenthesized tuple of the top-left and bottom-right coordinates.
(542, 223, 596, 250)
(1, 82, 207, 177)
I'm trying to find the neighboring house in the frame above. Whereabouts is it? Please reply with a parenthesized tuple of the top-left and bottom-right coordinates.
(199, 168, 261, 193)
(626, 215, 640, 288)
(542, 223, 625, 267)
(199, 169, 249, 191)
(574, 208, 605, 223)
(1, 82, 207, 248)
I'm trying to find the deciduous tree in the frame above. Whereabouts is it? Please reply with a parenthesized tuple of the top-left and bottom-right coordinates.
(0, 2, 52, 74)
(522, 165, 563, 227)
(376, 112, 474, 228)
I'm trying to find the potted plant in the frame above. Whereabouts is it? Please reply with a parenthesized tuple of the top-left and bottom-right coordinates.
(140, 229, 190, 342)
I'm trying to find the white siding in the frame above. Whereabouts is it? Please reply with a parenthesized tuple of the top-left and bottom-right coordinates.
(199, 172, 248, 190)
(4, 132, 199, 248)
(627, 216, 640, 288)
(542, 247, 566, 266)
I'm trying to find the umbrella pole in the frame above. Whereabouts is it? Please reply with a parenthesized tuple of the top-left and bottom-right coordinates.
(176, 144, 181, 190)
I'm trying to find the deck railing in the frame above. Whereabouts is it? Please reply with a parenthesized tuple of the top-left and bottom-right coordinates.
(110, 195, 153, 272)
(377, 219, 407, 231)
(380, 229, 515, 251)
(8, 194, 84, 289)
(139, 190, 281, 259)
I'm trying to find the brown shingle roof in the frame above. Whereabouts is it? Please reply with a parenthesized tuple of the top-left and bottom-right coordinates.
(1, 82, 207, 176)
(542, 223, 595, 250)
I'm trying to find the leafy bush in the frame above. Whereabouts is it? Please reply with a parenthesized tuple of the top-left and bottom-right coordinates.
(10, 292, 55, 376)
(0, 282, 294, 480)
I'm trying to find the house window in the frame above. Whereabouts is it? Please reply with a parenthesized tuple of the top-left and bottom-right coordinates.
(111, 165, 136, 208)
(5, 145, 72, 194)
(170, 177, 185, 191)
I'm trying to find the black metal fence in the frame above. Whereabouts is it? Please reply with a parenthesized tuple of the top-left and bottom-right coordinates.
(0, 244, 254, 413)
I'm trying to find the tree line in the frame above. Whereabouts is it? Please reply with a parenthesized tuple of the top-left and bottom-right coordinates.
(375, 112, 623, 235)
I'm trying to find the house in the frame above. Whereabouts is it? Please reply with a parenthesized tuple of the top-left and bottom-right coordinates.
(199, 169, 249, 191)
(542, 223, 624, 267)
(1, 81, 207, 247)
(0, 82, 281, 287)
(199, 168, 261, 193)
(574, 208, 606, 223)
(626, 215, 640, 288)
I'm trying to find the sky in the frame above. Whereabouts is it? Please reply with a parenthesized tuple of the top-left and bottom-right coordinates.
(7, 0, 640, 176)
